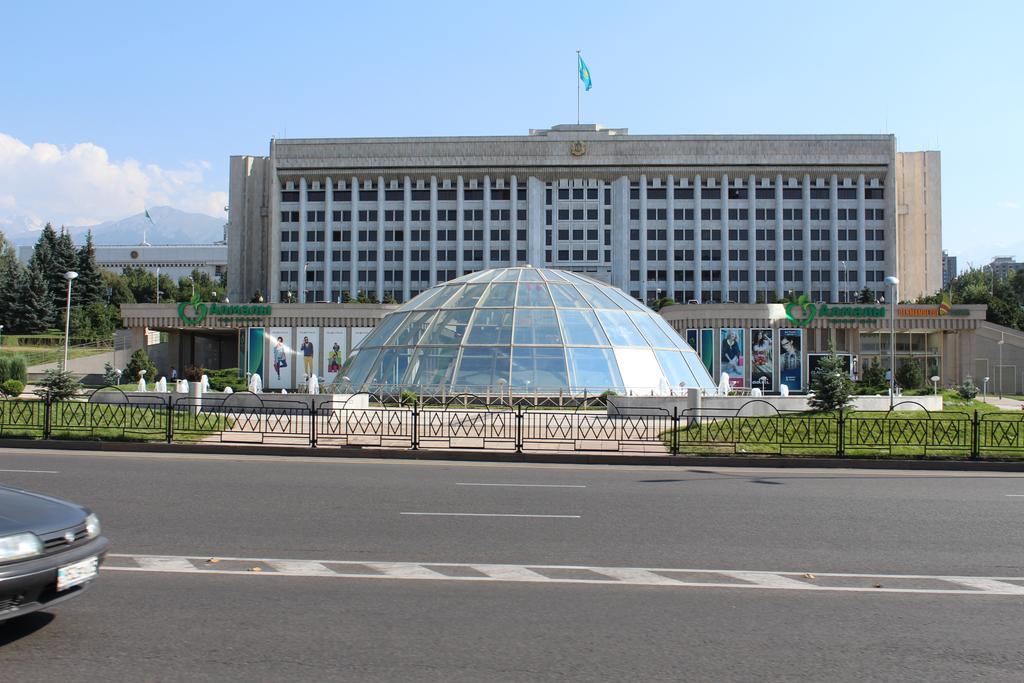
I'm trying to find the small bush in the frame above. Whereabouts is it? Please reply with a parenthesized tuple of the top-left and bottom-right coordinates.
(0, 355, 28, 384)
(895, 360, 923, 391)
(861, 360, 886, 387)
(1, 379, 25, 397)
(957, 379, 978, 400)
(400, 389, 418, 406)
(182, 365, 205, 382)
(34, 369, 81, 402)
(207, 368, 247, 392)
(124, 349, 157, 383)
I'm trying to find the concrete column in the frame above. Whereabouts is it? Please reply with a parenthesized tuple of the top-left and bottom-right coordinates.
(429, 176, 438, 287)
(666, 174, 676, 301)
(694, 175, 703, 301)
(830, 174, 840, 302)
(456, 176, 465, 276)
(350, 178, 359, 298)
(324, 176, 333, 303)
(857, 174, 867, 297)
(269, 156, 281, 302)
(402, 176, 412, 302)
(748, 173, 757, 303)
(298, 177, 308, 302)
(774, 174, 784, 299)
(526, 176, 545, 267)
(550, 182, 560, 265)
(509, 175, 518, 266)
(610, 176, 630, 290)
(639, 174, 648, 302)
(720, 175, 730, 303)
(377, 176, 385, 302)
(483, 175, 492, 269)
(802, 174, 811, 298)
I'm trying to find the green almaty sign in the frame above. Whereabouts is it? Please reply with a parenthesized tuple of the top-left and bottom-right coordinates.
(784, 294, 885, 327)
(178, 292, 272, 326)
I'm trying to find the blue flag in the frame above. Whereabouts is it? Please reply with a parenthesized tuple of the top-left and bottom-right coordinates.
(578, 54, 592, 91)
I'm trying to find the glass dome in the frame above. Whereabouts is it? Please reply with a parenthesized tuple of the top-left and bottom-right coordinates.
(336, 266, 715, 397)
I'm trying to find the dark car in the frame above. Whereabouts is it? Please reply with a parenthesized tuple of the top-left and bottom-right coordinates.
(0, 485, 108, 623)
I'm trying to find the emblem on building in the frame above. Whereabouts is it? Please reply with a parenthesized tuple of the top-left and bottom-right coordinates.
(569, 141, 587, 157)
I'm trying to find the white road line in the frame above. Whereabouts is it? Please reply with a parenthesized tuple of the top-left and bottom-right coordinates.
(721, 571, 812, 589)
(400, 512, 581, 518)
(947, 577, 1024, 594)
(102, 554, 1024, 596)
(589, 568, 683, 585)
(1005, 494, 1024, 497)
(472, 565, 550, 581)
(456, 483, 587, 488)
(0, 469, 59, 474)
(364, 563, 449, 579)
(265, 560, 336, 576)
(135, 556, 197, 572)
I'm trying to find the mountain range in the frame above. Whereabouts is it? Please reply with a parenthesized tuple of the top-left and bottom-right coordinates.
(2, 206, 226, 246)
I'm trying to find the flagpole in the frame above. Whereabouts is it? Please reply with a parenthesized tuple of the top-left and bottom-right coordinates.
(576, 50, 581, 125)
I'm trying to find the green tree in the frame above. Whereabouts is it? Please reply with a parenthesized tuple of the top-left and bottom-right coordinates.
(122, 265, 158, 303)
(34, 369, 81, 402)
(75, 230, 104, 306)
(808, 347, 853, 412)
(11, 262, 54, 333)
(0, 230, 22, 329)
(895, 359, 923, 391)
(29, 223, 59, 326)
(101, 270, 135, 306)
(858, 287, 875, 304)
(649, 296, 675, 312)
(69, 303, 120, 341)
(861, 359, 886, 387)
(124, 348, 158, 383)
(178, 269, 217, 302)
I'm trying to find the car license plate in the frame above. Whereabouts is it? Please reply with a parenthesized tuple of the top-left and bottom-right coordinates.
(57, 556, 99, 591)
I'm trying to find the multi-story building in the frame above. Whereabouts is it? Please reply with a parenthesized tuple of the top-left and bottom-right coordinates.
(942, 250, 958, 289)
(987, 256, 1024, 279)
(18, 242, 227, 281)
(227, 124, 940, 306)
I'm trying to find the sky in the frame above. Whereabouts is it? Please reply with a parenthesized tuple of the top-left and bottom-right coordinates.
(1, 0, 1021, 266)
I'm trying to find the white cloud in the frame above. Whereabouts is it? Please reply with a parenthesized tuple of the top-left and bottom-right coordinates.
(997, 201, 1020, 210)
(0, 132, 226, 233)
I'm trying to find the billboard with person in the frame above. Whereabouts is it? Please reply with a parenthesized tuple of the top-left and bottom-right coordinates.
(750, 328, 774, 392)
(720, 328, 745, 388)
(779, 328, 803, 392)
(266, 328, 294, 390)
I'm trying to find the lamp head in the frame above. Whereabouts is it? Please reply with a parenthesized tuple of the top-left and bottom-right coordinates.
(884, 276, 899, 286)
(64, 271, 79, 281)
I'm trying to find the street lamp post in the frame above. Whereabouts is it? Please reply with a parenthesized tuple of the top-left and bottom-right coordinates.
(62, 271, 79, 372)
(841, 261, 848, 302)
(998, 333, 1005, 398)
(884, 275, 899, 408)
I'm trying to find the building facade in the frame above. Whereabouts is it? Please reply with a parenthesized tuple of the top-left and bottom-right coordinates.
(987, 256, 1024, 279)
(18, 242, 227, 281)
(942, 250, 958, 289)
(228, 125, 943, 307)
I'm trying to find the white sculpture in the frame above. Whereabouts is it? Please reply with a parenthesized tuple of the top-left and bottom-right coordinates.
(200, 374, 211, 393)
(223, 386, 234, 394)
(780, 384, 790, 397)
(177, 379, 189, 393)
(307, 374, 320, 395)
(155, 377, 167, 393)
(751, 387, 762, 397)
(718, 372, 730, 396)
(248, 373, 263, 393)
(137, 369, 147, 392)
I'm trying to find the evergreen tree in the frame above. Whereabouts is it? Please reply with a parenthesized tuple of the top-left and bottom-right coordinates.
(808, 347, 853, 412)
(0, 231, 22, 329)
(859, 287, 875, 304)
(895, 359, 923, 391)
(101, 270, 135, 305)
(76, 230, 104, 306)
(11, 263, 54, 333)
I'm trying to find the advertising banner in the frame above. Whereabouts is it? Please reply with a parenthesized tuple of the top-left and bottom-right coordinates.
(685, 329, 699, 353)
(750, 328, 774, 393)
(296, 327, 319, 384)
(720, 328, 745, 388)
(267, 327, 294, 390)
(700, 328, 715, 375)
(779, 328, 803, 392)
(247, 328, 264, 383)
(322, 327, 348, 387)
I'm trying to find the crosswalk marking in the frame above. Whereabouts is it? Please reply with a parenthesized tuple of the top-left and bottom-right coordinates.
(102, 554, 1024, 596)
(265, 560, 336, 576)
(723, 571, 812, 589)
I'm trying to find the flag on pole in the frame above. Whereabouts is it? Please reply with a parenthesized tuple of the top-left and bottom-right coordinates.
(144, 209, 154, 223)
(578, 54, 592, 91)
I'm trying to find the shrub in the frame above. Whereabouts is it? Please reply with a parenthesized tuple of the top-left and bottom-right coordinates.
(861, 360, 886, 387)
(957, 379, 978, 400)
(0, 355, 28, 384)
(400, 389, 418, 406)
(1, 379, 25, 397)
(895, 360, 923, 391)
(808, 347, 853, 412)
(207, 368, 247, 392)
(102, 361, 121, 387)
(34, 369, 81, 402)
(182, 365, 205, 382)
(124, 349, 157, 383)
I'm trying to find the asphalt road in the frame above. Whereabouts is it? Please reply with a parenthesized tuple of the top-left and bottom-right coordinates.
(2, 447, 1024, 681)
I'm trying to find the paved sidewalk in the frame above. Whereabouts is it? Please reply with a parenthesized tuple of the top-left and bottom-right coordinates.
(978, 395, 1024, 410)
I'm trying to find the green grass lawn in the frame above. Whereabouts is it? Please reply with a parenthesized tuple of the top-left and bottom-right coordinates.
(1, 345, 111, 368)
(0, 399, 231, 443)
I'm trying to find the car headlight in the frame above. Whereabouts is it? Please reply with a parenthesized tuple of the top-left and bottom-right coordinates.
(85, 513, 101, 539)
(0, 533, 43, 562)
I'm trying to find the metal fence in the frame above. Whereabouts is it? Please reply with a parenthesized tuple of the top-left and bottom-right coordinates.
(2, 389, 1024, 459)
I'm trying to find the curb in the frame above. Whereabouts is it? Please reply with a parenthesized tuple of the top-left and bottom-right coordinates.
(3, 438, 1024, 471)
